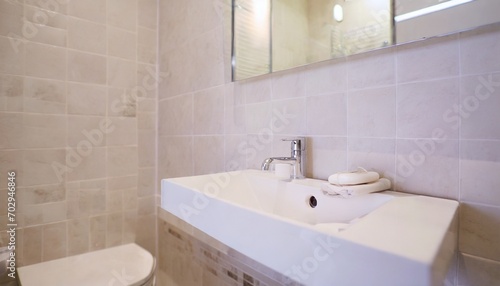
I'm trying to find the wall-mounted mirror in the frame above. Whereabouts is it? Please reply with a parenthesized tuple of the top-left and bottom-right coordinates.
(232, 0, 500, 81)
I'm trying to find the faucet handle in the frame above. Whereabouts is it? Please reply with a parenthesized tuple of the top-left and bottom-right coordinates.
(282, 137, 305, 151)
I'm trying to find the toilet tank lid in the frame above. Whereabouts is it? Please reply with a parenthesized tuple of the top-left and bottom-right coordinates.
(17, 243, 155, 286)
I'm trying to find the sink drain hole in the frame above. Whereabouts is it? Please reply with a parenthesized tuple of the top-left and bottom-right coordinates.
(308, 196, 317, 208)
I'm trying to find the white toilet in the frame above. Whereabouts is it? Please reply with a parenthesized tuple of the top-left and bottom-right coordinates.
(17, 243, 155, 286)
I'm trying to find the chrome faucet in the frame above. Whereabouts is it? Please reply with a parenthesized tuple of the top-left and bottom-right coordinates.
(261, 137, 306, 179)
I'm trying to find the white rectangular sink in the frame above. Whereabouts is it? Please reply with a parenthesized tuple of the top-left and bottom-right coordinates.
(161, 170, 458, 286)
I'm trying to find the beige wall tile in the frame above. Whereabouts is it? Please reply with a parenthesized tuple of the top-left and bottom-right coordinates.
(245, 134, 273, 170)
(90, 214, 107, 251)
(460, 72, 500, 140)
(158, 136, 192, 178)
(42, 221, 67, 261)
(0, 35, 24, 75)
(22, 184, 65, 205)
(397, 34, 459, 83)
(24, 4, 67, 30)
(138, 130, 155, 167)
(25, 42, 66, 80)
(107, 146, 138, 177)
(138, 167, 155, 197)
(108, 27, 137, 60)
(67, 0, 106, 23)
(68, 17, 106, 54)
(67, 218, 90, 256)
(22, 226, 42, 265)
(23, 6, 67, 47)
(24, 77, 66, 114)
(67, 115, 107, 147)
(158, 94, 193, 136)
(395, 139, 459, 199)
(0, 0, 23, 37)
(460, 203, 500, 262)
(138, 27, 157, 64)
(108, 87, 137, 117)
(23, 114, 66, 148)
(397, 78, 460, 139)
(193, 136, 225, 175)
(193, 86, 224, 135)
(138, 0, 157, 29)
(224, 83, 245, 135)
(66, 147, 106, 181)
(224, 135, 247, 171)
(0, 74, 23, 112)
(138, 112, 155, 130)
(106, 212, 123, 247)
(107, 58, 136, 88)
(306, 92, 347, 136)
(107, 0, 137, 31)
(23, 149, 66, 186)
(68, 50, 107, 84)
(42, 201, 67, 223)
(0, 151, 23, 186)
(191, 27, 225, 91)
(67, 83, 107, 116)
(0, 112, 23, 149)
(24, 0, 67, 14)
(107, 117, 137, 146)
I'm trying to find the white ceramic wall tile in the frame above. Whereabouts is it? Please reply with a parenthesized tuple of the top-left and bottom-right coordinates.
(66, 147, 106, 182)
(190, 27, 225, 91)
(460, 24, 500, 76)
(306, 92, 347, 136)
(459, 203, 500, 262)
(23, 149, 66, 186)
(107, 58, 137, 88)
(397, 78, 460, 139)
(348, 137, 396, 182)
(224, 83, 246, 135)
(305, 137, 347, 180)
(224, 135, 247, 171)
(42, 221, 67, 261)
(67, 115, 107, 147)
(347, 47, 395, 90)
(245, 102, 272, 135)
(245, 134, 273, 170)
(395, 139, 459, 199)
(271, 98, 306, 135)
(271, 69, 306, 100)
(460, 140, 500, 206)
(458, 253, 500, 286)
(305, 58, 347, 96)
(235, 77, 271, 104)
(397, 34, 459, 83)
(193, 86, 225, 135)
(460, 72, 500, 140)
(348, 86, 396, 138)
(107, 117, 138, 146)
(138, 0, 158, 29)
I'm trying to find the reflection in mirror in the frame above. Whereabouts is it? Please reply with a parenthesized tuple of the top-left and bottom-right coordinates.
(232, 0, 500, 81)
(233, 0, 271, 80)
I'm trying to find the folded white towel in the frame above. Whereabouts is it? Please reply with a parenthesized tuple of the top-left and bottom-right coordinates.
(321, 178, 391, 198)
(328, 167, 380, 186)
